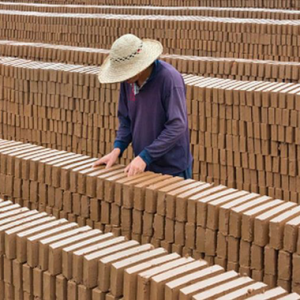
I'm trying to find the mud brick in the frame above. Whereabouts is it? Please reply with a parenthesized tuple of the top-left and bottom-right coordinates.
(269, 206, 300, 250)
(123, 173, 159, 209)
(227, 236, 240, 264)
(3, 256, 12, 284)
(216, 232, 227, 259)
(251, 244, 264, 271)
(284, 216, 300, 253)
(153, 214, 165, 240)
(134, 175, 171, 211)
(38, 153, 72, 183)
(121, 207, 132, 231)
(5, 214, 52, 259)
(78, 284, 92, 300)
(192, 276, 254, 300)
(250, 287, 288, 299)
(43, 271, 56, 300)
(204, 228, 217, 256)
(166, 181, 204, 220)
(45, 153, 82, 185)
(49, 229, 100, 276)
(123, 253, 177, 300)
(207, 190, 249, 231)
(87, 165, 123, 198)
(172, 244, 183, 255)
(72, 235, 125, 284)
(196, 226, 206, 253)
(16, 217, 60, 263)
(82, 239, 139, 288)
(27, 222, 75, 268)
(81, 196, 90, 218)
(278, 279, 291, 293)
(218, 193, 260, 235)
(73, 193, 81, 215)
(22, 264, 33, 294)
(178, 270, 239, 300)
(132, 209, 143, 234)
(99, 245, 161, 293)
(33, 268, 43, 298)
(92, 288, 106, 300)
(229, 195, 272, 238)
(13, 259, 22, 289)
(185, 222, 196, 249)
(239, 266, 251, 277)
(52, 155, 90, 188)
(217, 282, 267, 300)
(264, 245, 278, 275)
(100, 200, 110, 224)
(0, 210, 43, 255)
(27, 150, 60, 181)
(157, 180, 195, 216)
(104, 172, 127, 203)
(165, 217, 175, 243)
(254, 202, 296, 247)
(67, 280, 78, 300)
(61, 158, 97, 190)
(69, 163, 98, 193)
(143, 212, 154, 237)
(293, 254, 300, 284)
(4, 283, 14, 300)
(13, 178, 22, 198)
(63, 191, 72, 213)
(263, 274, 278, 288)
(196, 188, 236, 228)
(136, 256, 194, 300)
(111, 203, 120, 227)
(292, 284, 300, 296)
(56, 274, 67, 300)
(90, 198, 101, 222)
(54, 188, 63, 210)
(39, 226, 90, 271)
(114, 172, 153, 207)
(278, 250, 292, 281)
(145, 177, 183, 214)
(164, 265, 223, 300)
(242, 199, 283, 242)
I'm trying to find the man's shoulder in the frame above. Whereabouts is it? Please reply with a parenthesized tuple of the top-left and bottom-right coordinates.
(158, 60, 184, 87)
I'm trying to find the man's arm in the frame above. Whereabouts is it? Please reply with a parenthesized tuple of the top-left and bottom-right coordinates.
(139, 85, 187, 165)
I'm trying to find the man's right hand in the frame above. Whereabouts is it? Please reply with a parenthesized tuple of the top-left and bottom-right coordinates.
(92, 148, 121, 169)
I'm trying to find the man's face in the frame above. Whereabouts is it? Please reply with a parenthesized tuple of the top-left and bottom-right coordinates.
(126, 73, 140, 84)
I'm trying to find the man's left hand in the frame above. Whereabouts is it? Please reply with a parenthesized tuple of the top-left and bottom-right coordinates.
(125, 156, 146, 176)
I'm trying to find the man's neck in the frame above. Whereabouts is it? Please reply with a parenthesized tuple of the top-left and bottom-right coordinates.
(137, 64, 154, 87)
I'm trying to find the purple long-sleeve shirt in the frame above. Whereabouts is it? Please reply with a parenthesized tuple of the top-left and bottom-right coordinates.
(114, 60, 192, 175)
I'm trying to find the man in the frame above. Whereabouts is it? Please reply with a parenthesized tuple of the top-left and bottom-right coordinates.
(93, 34, 192, 179)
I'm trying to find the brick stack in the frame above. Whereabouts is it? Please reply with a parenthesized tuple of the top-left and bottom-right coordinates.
(2, 57, 300, 202)
(2, 139, 300, 292)
(0, 0, 296, 8)
(2, 11, 300, 60)
(1, 197, 300, 300)
(2, 3, 300, 20)
(2, 41, 300, 82)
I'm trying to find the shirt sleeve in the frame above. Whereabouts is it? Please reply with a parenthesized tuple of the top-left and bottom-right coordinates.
(114, 83, 132, 156)
(139, 85, 187, 165)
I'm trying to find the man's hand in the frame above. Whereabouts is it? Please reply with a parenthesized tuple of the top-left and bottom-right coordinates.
(125, 156, 146, 176)
(92, 148, 121, 169)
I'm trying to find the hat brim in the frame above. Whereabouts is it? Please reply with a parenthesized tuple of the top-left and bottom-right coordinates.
(98, 39, 163, 84)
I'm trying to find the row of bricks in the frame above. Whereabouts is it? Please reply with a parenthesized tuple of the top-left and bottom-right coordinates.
(2, 59, 300, 198)
(2, 140, 300, 290)
(0, 198, 298, 300)
(2, 41, 300, 81)
(0, 0, 296, 8)
(3, 3, 300, 20)
(2, 12, 300, 59)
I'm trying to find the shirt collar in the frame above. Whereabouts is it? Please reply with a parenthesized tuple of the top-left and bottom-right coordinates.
(132, 60, 160, 96)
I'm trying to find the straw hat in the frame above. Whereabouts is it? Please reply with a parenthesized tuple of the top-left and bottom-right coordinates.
(98, 34, 163, 84)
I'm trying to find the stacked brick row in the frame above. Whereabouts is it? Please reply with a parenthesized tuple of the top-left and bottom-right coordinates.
(2, 3, 300, 20)
(1, 197, 299, 300)
(2, 12, 300, 61)
(2, 139, 300, 292)
(2, 57, 300, 202)
(0, 0, 296, 8)
(2, 41, 300, 83)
